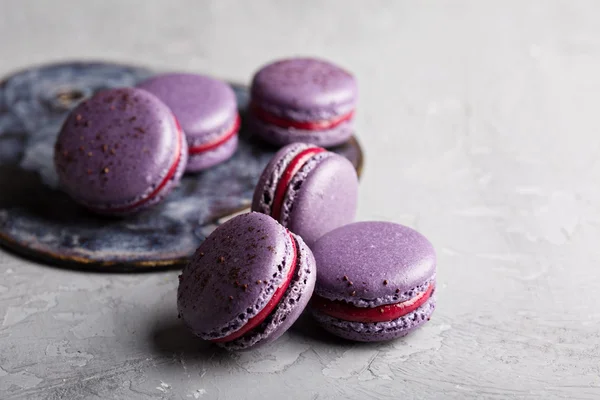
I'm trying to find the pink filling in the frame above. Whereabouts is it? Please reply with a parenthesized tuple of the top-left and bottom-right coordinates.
(312, 283, 434, 323)
(270, 146, 326, 221)
(189, 114, 240, 155)
(251, 102, 354, 131)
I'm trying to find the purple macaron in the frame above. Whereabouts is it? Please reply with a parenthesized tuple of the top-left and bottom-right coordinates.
(137, 73, 239, 172)
(54, 87, 188, 215)
(310, 222, 436, 342)
(177, 212, 316, 351)
(249, 58, 357, 147)
(251, 142, 358, 246)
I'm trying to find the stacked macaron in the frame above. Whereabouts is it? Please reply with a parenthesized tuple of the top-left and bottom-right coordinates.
(54, 73, 240, 215)
(249, 58, 358, 147)
(54, 87, 188, 215)
(137, 73, 240, 172)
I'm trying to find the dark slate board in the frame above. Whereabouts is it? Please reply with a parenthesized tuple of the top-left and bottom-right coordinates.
(0, 62, 364, 271)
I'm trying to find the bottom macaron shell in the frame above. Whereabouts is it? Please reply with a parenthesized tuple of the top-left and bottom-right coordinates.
(312, 295, 436, 342)
(219, 233, 316, 351)
(249, 115, 353, 148)
(186, 134, 238, 172)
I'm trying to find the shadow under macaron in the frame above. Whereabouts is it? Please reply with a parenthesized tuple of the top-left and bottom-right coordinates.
(149, 315, 233, 362)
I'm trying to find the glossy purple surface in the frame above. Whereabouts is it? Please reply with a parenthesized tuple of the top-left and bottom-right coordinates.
(312, 222, 436, 306)
(137, 73, 237, 141)
(251, 58, 357, 120)
(284, 153, 358, 246)
(252, 142, 358, 246)
(177, 212, 315, 350)
(54, 87, 187, 214)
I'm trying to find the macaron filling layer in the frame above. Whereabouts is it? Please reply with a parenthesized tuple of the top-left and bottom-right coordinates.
(312, 282, 435, 323)
(251, 102, 354, 131)
(189, 114, 241, 155)
(212, 231, 298, 343)
(270, 146, 326, 221)
(102, 117, 185, 213)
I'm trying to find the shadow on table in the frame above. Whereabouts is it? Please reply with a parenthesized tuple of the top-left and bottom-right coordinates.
(149, 309, 354, 362)
(290, 312, 355, 347)
(149, 316, 233, 362)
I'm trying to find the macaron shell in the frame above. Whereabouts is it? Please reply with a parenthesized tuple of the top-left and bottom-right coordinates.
(186, 134, 238, 172)
(177, 212, 294, 340)
(251, 142, 315, 216)
(220, 233, 316, 350)
(251, 58, 357, 118)
(249, 115, 353, 147)
(283, 153, 358, 246)
(110, 133, 188, 214)
(54, 88, 183, 210)
(312, 294, 436, 342)
(137, 73, 238, 139)
(312, 222, 436, 306)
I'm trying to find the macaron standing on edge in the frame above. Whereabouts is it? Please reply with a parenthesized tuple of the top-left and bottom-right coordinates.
(252, 142, 359, 246)
(249, 58, 357, 147)
(54, 87, 188, 215)
(310, 222, 437, 342)
(137, 73, 240, 172)
(177, 212, 316, 351)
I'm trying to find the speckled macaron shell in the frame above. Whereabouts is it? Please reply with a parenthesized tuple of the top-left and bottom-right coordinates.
(249, 58, 357, 147)
(54, 87, 188, 215)
(311, 222, 436, 342)
(251, 142, 358, 246)
(177, 212, 316, 350)
(137, 73, 239, 172)
(223, 231, 315, 351)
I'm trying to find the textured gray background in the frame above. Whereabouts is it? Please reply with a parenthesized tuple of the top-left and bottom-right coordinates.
(1, 1, 598, 399)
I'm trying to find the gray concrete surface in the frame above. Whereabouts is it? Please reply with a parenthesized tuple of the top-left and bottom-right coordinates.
(1, 1, 599, 399)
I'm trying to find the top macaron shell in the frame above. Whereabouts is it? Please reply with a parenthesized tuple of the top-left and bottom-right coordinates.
(251, 58, 357, 121)
(177, 212, 316, 349)
(312, 222, 436, 307)
(249, 58, 357, 147)
(252, 142, 358, 246)
(54, 87, 187, 213)
(137, 73, 239, 171)
(282, 151, 358, 246)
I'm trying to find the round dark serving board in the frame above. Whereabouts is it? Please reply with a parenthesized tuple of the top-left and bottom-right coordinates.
(0, 62, 364, 271)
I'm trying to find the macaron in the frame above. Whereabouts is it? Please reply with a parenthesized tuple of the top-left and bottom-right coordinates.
(251, 142, 358, 246)
(137, 73, 239, 172)
(177, 212, 316, 351)
(249, 58, 357, 147)
(54, 87, 188, 215)
(310, 222, 436, 342)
